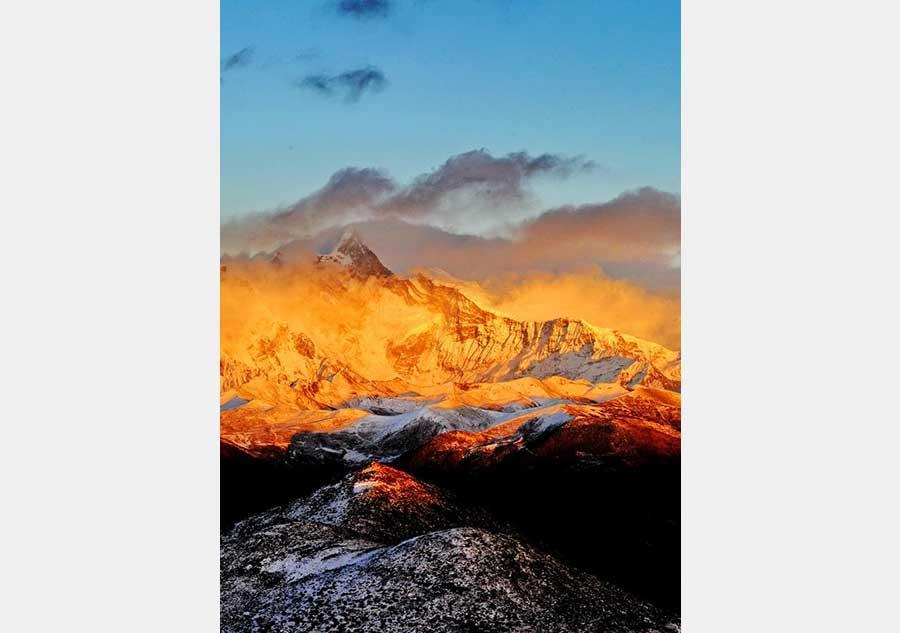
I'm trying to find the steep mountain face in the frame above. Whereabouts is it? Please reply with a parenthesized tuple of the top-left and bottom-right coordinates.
(315, 228, 394, 279)
(220, 236, 680, 406)
(382, 275, 680, 388)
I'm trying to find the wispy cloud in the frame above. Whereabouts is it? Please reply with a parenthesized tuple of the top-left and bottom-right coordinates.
(222, 46, 255, 72)
(296, 66, 388, 102)
(383, 150, 596, 222)
(335, 0, 392, 20)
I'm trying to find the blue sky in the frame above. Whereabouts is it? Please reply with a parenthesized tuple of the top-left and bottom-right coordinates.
(221, 0, 680, 222)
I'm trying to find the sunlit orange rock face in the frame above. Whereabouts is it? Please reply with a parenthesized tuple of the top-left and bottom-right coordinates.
(220, 234, 680, 461)
(399, 390, 680, 476)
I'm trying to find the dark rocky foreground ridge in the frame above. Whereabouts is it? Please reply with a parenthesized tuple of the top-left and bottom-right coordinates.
(222, 393, 682, 617)
(221, 464, 679, 633)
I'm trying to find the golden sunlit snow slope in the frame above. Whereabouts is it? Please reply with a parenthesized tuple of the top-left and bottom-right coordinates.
(221, 259, 679, 400)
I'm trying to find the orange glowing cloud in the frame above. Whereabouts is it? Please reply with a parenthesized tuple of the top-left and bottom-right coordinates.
(419, 268, 681, 350)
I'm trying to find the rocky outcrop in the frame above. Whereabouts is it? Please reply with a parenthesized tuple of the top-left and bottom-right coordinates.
(220, 465, 679, 633)
(237, 463, 499, 542)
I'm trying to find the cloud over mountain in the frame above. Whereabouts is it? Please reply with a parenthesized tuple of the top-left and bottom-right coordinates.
(425, 269, 681, 350)
(220, 151, 679, 332)
(221, 163, 681, 347)
(221, 149, 598, 253)
(319, 188, 680, 286)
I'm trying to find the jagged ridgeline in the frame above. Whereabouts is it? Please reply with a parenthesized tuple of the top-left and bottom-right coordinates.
(221, 230, 680, 409)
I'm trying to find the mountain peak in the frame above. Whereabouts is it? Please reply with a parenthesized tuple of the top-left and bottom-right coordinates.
(335, 227, 362, 249)
(316, 228, 393, 279)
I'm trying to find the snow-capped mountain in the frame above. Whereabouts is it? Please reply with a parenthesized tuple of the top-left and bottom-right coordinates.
(220, 234, 680, 405)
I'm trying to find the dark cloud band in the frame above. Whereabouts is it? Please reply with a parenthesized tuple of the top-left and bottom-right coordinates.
(297, 66, 388, 102)
(335, 0, 392, 19)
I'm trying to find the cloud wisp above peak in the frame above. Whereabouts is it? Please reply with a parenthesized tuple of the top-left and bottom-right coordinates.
(297, 66, 388, 102)
(334, 0, 393, 20)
